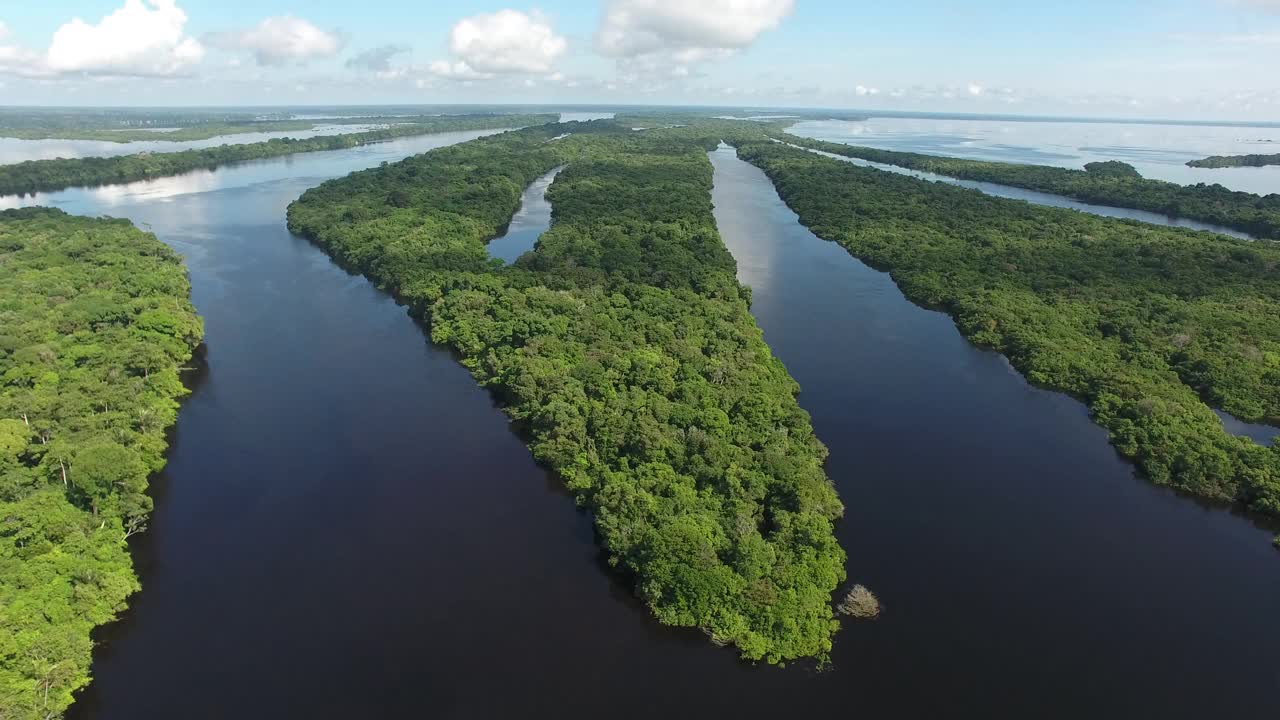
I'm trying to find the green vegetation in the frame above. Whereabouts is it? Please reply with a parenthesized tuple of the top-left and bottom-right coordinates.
(287, 121, 847, 663)
(1188, 153, 1280, 169)
(0, 108, 540, 142)
(0, 208, 203, 719)
(779, 132, 1280, 240)
(0, 114, 557, 197)
(0, 121, 319, 143)
(731, 137, 1280, 535)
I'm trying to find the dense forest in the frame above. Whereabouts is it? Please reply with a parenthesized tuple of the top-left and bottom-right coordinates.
(0, 121, 318, 143)
(730, 138, 1280, 540)
(0, 208, 203, 719)
(0, 114, 529, 142)
(778, 133, 1280, 240)
(287, 121, 848, 663)
(1188, 153, 1280, 169)
(0, 114, 558, 197)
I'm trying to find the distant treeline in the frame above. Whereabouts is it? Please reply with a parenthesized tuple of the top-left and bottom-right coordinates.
(0, 115, 533, 143)
(0, 208, 203, 719)
(731, 138, 1280, 541)
(0, 121, 318, 143)
(1188, 153, 1280, 169)
(288, 121, 848, 663)
(0, 114, 557, 197)
(779, 133, 1280, 240)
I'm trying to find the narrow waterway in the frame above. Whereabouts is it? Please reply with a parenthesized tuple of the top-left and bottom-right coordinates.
(6, 130, 1275, 719)
(784, 141, 1257, 240)
(487, 166, 562, 263)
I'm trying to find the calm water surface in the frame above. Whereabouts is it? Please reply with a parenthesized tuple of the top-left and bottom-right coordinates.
(791, 117, 1280, 196)
(487, 166, 562, 263)
(706, 145, 1279, 718)
(3, 130, 1274, 719)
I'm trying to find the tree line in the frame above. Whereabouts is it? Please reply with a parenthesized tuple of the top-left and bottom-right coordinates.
(0, 111, 544, 142)
(0, 114, 559, 197)
(1187, 153, 1280, 169)
(287, 120, 848, 664)
(0, 208, 204, 719)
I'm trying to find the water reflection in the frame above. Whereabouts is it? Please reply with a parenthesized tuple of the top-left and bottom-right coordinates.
(487, 166, 563, 264)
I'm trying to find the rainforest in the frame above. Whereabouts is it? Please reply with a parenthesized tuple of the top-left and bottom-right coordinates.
(286, 121, 847, 663)
(0, 208, 202, 718)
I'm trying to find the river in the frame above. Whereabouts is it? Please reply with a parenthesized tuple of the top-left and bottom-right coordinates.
(2, 130, 1276, 719)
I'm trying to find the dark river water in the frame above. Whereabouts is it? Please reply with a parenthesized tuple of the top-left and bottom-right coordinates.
(2, 133, 1276, 718)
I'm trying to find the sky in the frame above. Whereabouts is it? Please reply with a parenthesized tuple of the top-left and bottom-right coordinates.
(0, 0, 1277, 120)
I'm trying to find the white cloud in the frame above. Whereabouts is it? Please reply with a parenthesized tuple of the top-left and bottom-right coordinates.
(967, 83, 984, 96)
(596, 0, 794, 57)
(427, 59, 493, 80)
(0, 1, 204, 78)
(439, 10, 566, 75)
(854, 85, 879, 96)
(0, 21, 9, 41)
(209, 16, 344, 66)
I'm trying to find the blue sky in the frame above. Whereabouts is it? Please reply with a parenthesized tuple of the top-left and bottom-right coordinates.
(0, 1, 1277, 119)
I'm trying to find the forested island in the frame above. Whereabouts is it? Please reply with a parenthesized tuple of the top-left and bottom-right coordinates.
(727, 135, 1280, 532)
(778, 132, 1280, 240)
(288, 121, 848, 663)
(1188, 153, 1280, 169)
(0, 208, 203, 719)
(0, 114, 557, 197)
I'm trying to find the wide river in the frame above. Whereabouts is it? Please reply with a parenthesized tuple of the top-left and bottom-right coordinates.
(1, 131, 1277, 718)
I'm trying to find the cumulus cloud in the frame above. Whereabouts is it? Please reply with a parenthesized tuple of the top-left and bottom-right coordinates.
(427, 59, 493, 80)
(346, 44, 409, 72)
(208, 16, 344, 66)
(0, 1, 204, 78)
(434, 9, 566, 76)
(596, 0, 794, 57)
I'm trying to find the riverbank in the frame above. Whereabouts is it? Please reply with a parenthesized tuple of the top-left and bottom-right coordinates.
(0, 208, 203, 720)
